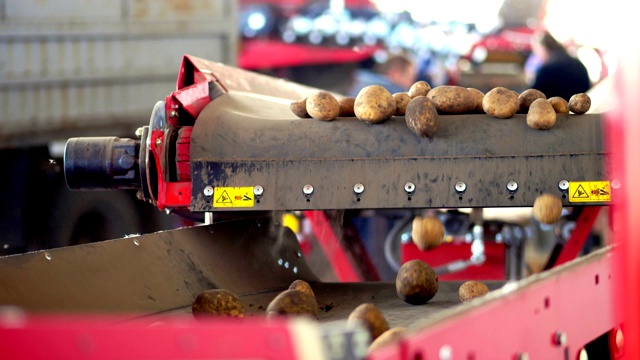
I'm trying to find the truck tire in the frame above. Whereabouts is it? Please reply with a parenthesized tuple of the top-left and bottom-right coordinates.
(48, 188, 143, 248)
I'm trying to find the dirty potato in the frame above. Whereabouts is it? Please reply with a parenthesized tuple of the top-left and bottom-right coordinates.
(482, 87, 520, 119)
(458, 281, 490, 302)
(290, 98, 310, 118)
(368, 327, 407, 353)
(426, 86, 475, 114)
(192, 289, 246, 319)
(533, 193, 563, 224)
(466, 88, 485, 113)
(338, 97, 356, 117)
(408, 81, 431, 98)
(347, 303, 390, 341)
(267, 289, 318, 318)
(548, 97, 569, 114)
(526, 98, 557, 130)
(405, 96, 439, 138)
(289, 279, 315, 299)
(569, 93, 591, 114)
(411, 216, 444, 250)
(393, 92, 412, 115)
(518, 89, 547, 113)
(306, 91, 340, 121)
(396, 259, 439, 305)
(354, 85, 396, 123)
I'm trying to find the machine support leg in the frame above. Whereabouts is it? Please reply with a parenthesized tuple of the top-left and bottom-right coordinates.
(546, 206, 602, 269)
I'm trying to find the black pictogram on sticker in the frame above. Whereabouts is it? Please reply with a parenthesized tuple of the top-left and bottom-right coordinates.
(242, 194, 252, 201)
(572, 184, 590, 199)
(216, 190, 232, 204)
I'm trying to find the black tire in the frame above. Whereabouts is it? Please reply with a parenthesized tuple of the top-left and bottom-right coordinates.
(48, 187, 143, 248)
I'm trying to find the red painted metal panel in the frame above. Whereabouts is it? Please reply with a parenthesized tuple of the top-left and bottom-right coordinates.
(554, 206, 601, 267)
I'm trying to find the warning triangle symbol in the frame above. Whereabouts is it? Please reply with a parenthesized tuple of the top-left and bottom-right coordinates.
(215, 190, 233, 204)
(572, 184, 590, 199)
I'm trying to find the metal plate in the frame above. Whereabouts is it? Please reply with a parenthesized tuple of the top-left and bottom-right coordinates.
(190, 93, 606, 211)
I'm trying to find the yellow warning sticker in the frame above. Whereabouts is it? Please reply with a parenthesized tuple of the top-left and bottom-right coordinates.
(213, 187, 255, 208)
(568, 181, 611, 203)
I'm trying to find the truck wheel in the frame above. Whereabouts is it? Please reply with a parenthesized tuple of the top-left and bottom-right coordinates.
(48, 188, 143, 248)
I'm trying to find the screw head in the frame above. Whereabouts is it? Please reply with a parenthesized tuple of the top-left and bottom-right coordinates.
(254, 185, 264, 197)
(44, 253, 52, 260)
(303, 184, 314, 196)
(155, 138, 162, 146)
(507, 180, 518, 192)
(169, 110, 178, 117)
(353, 183, 365, 195)
(559, 180, 570, 191)
(203, 185, 214, 196)
(404, 182, 416, 193)
(611, 179, 621, 189)
(554, 331, 567, 346)
(455, 181, 467, 193)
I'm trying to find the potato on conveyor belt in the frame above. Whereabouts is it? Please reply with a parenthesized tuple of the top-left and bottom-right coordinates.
(338, 97, 356, 117)
(458, 281, 490, 302)
(569, 93, 591, 114)
(411, 216, 444, 250)
(518, 89, 547, 113)
(483, 86, 519, 119)
(426, 86, 475, 114)
(548, 97, 569, 114)
(393, 92, 411, 115)
(396, 259, 439, 305)
(405, 96, 439, 138)
(266, 289, 318, 318)
(526, 98, 557, 130)
(354, 85, 396, 123)
(347, 303, 390, 341)
(533, 193, 563, 224)
(408, 80, 431, 98)
(368, 327, 407, 353)
(290, 98, 310, 118)
(466, 88, 485, 113)
(192, 289, 246, 318)
(306, 91, 340, 121)
(289, 279, 315, 299)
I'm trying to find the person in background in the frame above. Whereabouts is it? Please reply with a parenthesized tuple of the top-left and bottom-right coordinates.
(347, 53, 417, 97)
(529, 30, 591, 100)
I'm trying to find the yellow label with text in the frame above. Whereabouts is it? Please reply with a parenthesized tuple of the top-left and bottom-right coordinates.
(568, 181, 611, 203)
(213, 187, 255, 208)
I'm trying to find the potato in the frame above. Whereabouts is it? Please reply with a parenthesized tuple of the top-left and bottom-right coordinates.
(192, 289, 246, 319)
(396, 259, 439, 305)
(393, 92, 411, 115)
(466, 88, 485, 113)
(338, 97, 356, 117)
(482, 87, 519, 119)
(306, 91, 340, 121)
(290, 98, 310, 118)
(405, 96, 439, 138)
(347, 303, 389, 341)
(408, 81, 431, 98)
(458, 281, 489, 302)
(368, 327, 407, 353)
(289, 279, 315, 299)
(411, 216, 444, 250)
(518, 89, 547, 113)
(267, 289, 318, 318)
(354, 85, 396, 123)
(526, 98, 557, 130)
(533, 193, 563, 224)
(569, 93, 591, 114)
(548, 97, 569, 114)
(426, 86, 475, 114)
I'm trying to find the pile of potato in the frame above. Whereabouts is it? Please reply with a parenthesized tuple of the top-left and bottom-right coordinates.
(290, 83, 591, 137)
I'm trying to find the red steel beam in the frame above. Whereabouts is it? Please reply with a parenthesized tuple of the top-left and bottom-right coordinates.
(554, 206, 602, 267)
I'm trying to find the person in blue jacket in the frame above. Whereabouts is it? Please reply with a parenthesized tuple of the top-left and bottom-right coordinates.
(347, 53, 417, 97)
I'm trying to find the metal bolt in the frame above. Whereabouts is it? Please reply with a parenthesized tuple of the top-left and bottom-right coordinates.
(553, 331, 567, 346)
(133, 239, 140, 246)
(203, 186, 214, 197)
(277, 259, 283, 266)
(517, 352, 529, 360)
(44, 253, 52, 260)
(558, 179, 570, 191)
(455, 181, 467, 193)
(293, 266, 298, 274)
(353, 183, 365, 195)
(506, 180, 518, 192)
(169, 110, 178, 117)
(611, 179, 621, 189)
(404, 182, 415, 193)
(155, 138, 162, 147)
(165, 208, 172, 215)
(296, 251, 302, 258)
(615, 328, 624, 352)
(253, 185, 264, 197)
(303, 184, 314, 196)
(438, 345, 452, 360)
(134, 127, 144, 139)
(284, 261, 289, 269)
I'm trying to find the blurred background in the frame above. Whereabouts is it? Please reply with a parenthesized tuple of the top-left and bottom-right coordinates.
(0, 0, 616, 276)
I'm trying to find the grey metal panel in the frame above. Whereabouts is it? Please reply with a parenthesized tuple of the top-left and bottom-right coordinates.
(190, 93, 606, 210)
